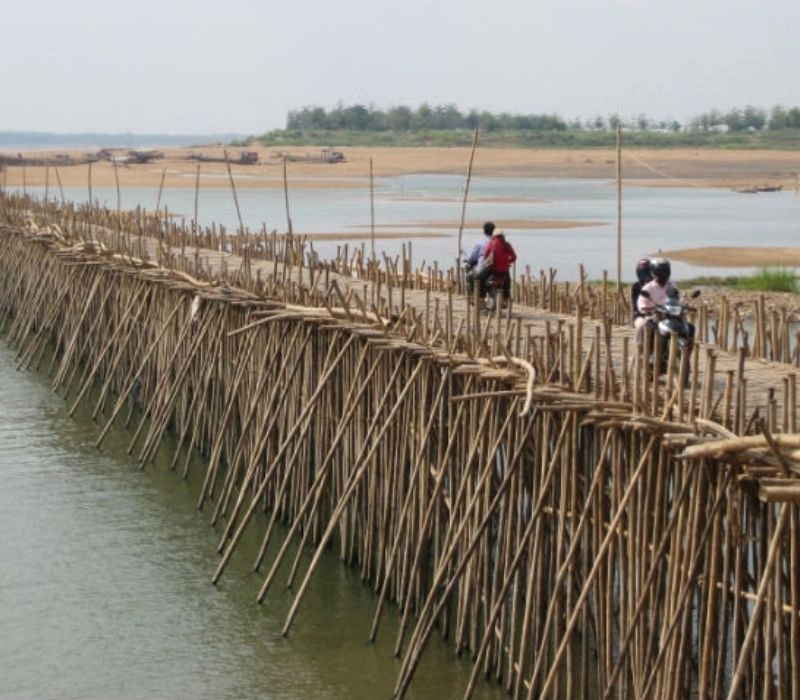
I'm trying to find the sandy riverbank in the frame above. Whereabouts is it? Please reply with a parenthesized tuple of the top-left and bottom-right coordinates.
(663, 247, 800, 267)
(2, 145, 799, 190)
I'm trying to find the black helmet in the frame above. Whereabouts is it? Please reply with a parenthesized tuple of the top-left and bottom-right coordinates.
(650, 257, 671, 281)
(635, 258, 652, 284)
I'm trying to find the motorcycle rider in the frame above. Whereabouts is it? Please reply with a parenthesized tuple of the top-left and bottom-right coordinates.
(634, 257, 677, 346)
(465, 221, 495, 297)
(631, 258, 652, 319)
(479, 228, 517, 301)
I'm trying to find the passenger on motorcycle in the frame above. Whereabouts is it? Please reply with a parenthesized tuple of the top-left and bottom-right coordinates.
(465, 221, 495, 297)
(634, 257, 677, 346)
(631, 258, 652, 318)
(479, 228, 517, 301)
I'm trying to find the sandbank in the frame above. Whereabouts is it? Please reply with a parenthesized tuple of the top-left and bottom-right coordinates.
(389, 196, 549, 204)
(662, 247, 800, 267)
(370, 218, 604, 231)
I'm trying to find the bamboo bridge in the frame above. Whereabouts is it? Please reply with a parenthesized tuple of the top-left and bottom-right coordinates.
(1, 192, 799, 700)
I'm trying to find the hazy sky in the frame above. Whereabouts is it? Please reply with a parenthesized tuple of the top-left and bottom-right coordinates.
(5, 0, 798, 134)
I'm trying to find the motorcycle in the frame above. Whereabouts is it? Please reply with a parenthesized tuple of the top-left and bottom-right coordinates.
(639, 288, 700, 374)
(463, 262, 508, 312)
(483, 272, 509, 313)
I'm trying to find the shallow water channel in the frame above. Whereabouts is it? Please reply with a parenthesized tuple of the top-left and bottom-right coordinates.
(0, 342, 507, 700)
(15, 176, 800, 280)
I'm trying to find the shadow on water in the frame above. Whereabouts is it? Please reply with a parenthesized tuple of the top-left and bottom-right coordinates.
(0, 342, 507, 700)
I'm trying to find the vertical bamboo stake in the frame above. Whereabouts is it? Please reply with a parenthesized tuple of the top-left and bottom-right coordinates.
(54, 166, 65, 206)
(224, 152, 245, 235)
(224, 151, 248, 279)
(190, 163, 201, 269)
(369, 157, 376, 272)
(283, 156, 293, 239)
(155, 167, 167, 213)
(112, 160, 123, 251)
(726, 504, 790, 700)
(616, 122, 622, 293)
(456, 129, 479, 295)
(193, 162, 201, 239)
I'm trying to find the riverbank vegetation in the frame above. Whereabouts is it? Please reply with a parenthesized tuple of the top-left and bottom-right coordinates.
(244, 103, 800, 150)
(679, 268, 800, 294)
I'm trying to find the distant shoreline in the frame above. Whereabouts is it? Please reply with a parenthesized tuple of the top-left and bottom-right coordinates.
(251, 128, 800, 151)
(2, 145, 798, 192)
(0, 132, 246, 152)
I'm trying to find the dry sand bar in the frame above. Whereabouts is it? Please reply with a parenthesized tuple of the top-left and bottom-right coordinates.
(1, 193, 799, 700)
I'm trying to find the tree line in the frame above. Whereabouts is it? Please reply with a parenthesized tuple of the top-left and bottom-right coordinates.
(286, 105, 567, 132)
(284, 103, 800, 133)
(688, 106, 800, 132)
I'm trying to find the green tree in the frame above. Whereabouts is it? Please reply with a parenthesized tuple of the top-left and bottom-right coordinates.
(769, 106, 788, 130)
(434, 104, 464, 129)
(465, 110, 480, 129)
(479, 111, 497, 131)
(387, 106, 412, 131)
(787, 107, 800, 128)
(344, 104, 371, 130)
(742, 105, 766, 131)
(411, 104, 434, 130)
(724, 108, 744, 132)
(367, 107, 388, 131)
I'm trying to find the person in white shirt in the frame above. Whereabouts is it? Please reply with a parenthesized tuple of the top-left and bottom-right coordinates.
(465, 221, 495, 296)
(635, 258, 677, 345)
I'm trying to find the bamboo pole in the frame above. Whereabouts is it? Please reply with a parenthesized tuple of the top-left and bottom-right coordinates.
(456, 129, 479, 295)
(369, 157, 376, 270)
(616, 122, 622, 293)
(283, 156, 293, 239)
(282, 360, 426, 635)
(726, 503, 790, 700)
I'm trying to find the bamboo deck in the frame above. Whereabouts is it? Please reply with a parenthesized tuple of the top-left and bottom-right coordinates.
(1, 192, 800, 700)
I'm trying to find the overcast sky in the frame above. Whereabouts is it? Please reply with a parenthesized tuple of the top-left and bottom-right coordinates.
(4, 0, 798, 134)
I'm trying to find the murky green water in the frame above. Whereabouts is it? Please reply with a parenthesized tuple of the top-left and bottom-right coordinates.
(0, 342, 505, 700)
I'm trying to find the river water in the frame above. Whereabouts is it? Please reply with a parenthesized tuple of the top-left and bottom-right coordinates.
(12, 175, 800, 281)
(0, 342, 506, 700)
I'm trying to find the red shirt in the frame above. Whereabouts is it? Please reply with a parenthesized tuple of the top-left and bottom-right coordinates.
(485, 236, 517, 273)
